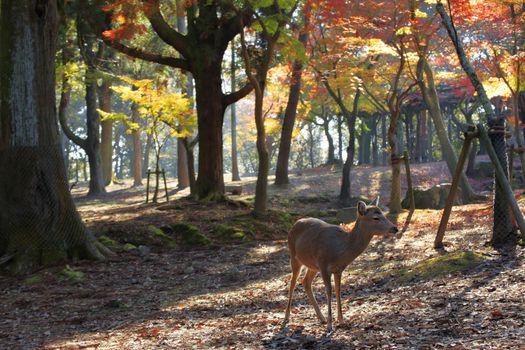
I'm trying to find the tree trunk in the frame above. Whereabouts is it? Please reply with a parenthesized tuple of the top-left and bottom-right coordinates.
(84, 67, 106, 195)
(417, 57, 475, 202)
(323, 117, 336, 165)
(98, 79, 113, 186)
(371, 115, 379, 166)
(143, 133, 152, 177)
(308, 123, 315, 168)
(194, 64, 225, 200)
(131, 101, 143, 186)
(0, 0, 111, 273)
(381, 114, 388, 166)
(274, 34, 307, 185)
(230, 41, 241, 182)
(388, 109, 402, 214)
(337, 113, 344, 163)
(340, 89, 360, 203)
(175, 4, 191, 189)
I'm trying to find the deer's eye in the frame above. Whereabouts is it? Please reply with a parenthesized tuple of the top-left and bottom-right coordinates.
(373, 217, 380, 220)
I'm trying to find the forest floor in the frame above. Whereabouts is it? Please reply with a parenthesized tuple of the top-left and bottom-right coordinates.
(1, 161, 525, 349)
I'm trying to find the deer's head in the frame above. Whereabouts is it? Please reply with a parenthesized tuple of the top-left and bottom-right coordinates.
(357, 200, 398, 238)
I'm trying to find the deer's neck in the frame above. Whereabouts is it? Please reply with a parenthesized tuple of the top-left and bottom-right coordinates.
(343, 219, 375, 262)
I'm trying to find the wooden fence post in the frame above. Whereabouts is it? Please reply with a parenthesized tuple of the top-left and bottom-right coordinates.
(435, 130, 475, 249)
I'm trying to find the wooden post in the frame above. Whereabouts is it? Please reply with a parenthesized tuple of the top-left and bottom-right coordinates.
(162, 169, 169, 202)
(477, 124, 525, 238)
(146, 169, 151, 203)
(400, 151, 415, 234)
(435, 130, 475, 249)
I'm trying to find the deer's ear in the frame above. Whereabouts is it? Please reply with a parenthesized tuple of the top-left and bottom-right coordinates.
(357, 201, 367, 216)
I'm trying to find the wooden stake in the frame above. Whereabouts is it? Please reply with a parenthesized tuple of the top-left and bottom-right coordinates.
(146, 169, 151, 203)
(477, 124, 525, 238)
(435, 131, 475, 249)
(162, 169, 169, 202)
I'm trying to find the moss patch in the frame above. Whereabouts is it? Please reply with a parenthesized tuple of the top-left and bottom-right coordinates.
(171, 223, 210, 246)
(59, 265, 85, 282)
(214, 224, 246, 240)
(98, 235, 121, 251)
(122, 243, 137, 251)
(24, 275, 42, 285)
(396, 250, 484, 282)
(147, 225, 177, 249)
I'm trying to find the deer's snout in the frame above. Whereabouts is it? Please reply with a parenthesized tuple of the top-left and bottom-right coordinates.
(389, 226, 399, 234)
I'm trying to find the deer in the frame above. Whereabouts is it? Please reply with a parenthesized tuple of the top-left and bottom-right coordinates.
(283, 199, 399, 333)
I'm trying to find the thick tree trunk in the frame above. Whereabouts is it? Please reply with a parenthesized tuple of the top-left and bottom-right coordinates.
(194, 64, 225, 200)
(340, 89, 360, 203)
(98, 80, 113, 186)
(274, 54, 306, 185)
(175, 5, 191, 189)
(0, 0, 111, 273)
(84, 68, 106, 195)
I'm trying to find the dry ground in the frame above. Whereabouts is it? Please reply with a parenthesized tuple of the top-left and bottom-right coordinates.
(1, 161, 524, 349)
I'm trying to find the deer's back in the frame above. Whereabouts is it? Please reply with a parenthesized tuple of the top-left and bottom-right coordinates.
(288, 218, 349, 271)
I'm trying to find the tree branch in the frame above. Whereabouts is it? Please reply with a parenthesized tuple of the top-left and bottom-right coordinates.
(101, 37, 191, 71)
(143, 0, 191, 59)
(223, 83, 254, 106)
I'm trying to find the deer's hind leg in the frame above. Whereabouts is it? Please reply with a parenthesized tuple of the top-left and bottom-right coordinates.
(302, 268, 326, 323)
(283, 257, 302, 325)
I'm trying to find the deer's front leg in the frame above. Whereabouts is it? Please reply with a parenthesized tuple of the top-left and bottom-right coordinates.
(320, 269, 333, 333)
(334, 271, 343, 323)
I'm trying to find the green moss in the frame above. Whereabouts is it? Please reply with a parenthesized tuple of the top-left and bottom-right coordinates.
(98, 235, 121, 250)
(397, 250, 484, 282)
(122, 243, 137, 251)
(147, 225, 177, 249)
(214, 224, 246, 240)
(270, 209, 295, 229)
(171, 223, 210, 246)
(60, 265, 85, 282)
(24, 275, 42, 285)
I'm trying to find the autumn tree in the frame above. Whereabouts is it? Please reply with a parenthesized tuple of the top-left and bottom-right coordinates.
(98, 0, 256, 200)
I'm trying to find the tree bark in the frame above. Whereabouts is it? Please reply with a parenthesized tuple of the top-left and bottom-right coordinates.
(274, 30, 308, 185)
(131, 101, 143, 186)
(98, 79, 113, 186)
(0, 0, 111, 273)
(194, 63, 225, 200)
(417, 57, 476, 202)
(230, 40, 241, 182)
(340, 89, 360, 203)
(84, 66, 106, 195)
(175, 3, 190, 189)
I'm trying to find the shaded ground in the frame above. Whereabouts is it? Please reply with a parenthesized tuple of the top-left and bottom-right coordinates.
(1, 161, 524, 349)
